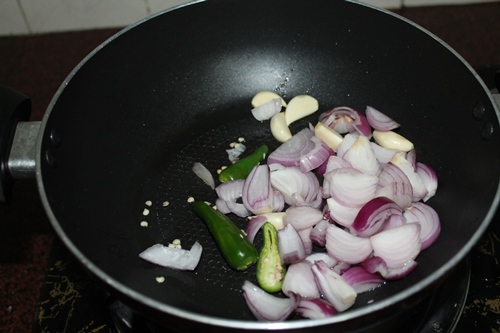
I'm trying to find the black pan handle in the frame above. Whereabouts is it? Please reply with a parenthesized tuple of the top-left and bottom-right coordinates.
(0, 85, 31, 204)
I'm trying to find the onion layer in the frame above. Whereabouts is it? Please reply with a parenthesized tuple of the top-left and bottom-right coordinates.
(139, 241, 202, 271)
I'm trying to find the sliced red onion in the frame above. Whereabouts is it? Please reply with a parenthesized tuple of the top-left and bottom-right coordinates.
(342, 135, 380, 176)
(378, 161, 411, 188)
(390, 152, 428, 202)
(404, 202, 441, 250)
(272, 190, 286, 212)
(325, 225, 373, 264)
(336, 133, 358, 159)
(341, 266, 385, 293)
(311, 260, 357, 312)
(381, 213, 407, 231)
(300, 136, 333, 173)
(375, 182, 413, 210)
(215, 198, 231, 214)
(351, 197, 403, 237)
(192, 162, 215, 189)
(278, 224, 306, 264)
(251, 98, 282, 121)
(139, 241, 202, 271)
(416, 162, 438, 202)
(405, 149, 417, 169)
(365, 106, 400, 131)
(298, 227, 313, 255)
(283, 206, 324, 231)
(310, 218, 330, 246)
(242, 165, 273, 215)
(304, 252, 338, 268)
(215, 179, 244, 201)
(245, 215, 268, 243)
(270, 167, 321, 206)
(242, 280, 300, 321)
(319, 106, 372, 137)
(281, 261, 320, 298)
(362, 256, 418, 280)
(326, 196, 362, 228)
(328, 171, 378, 208)
(296, 298, 337, 319)
(226, 201, 252, 217)
(267, 128, 314, 167)
(369, 222, 421, 268)
(370, 142, 398, 165)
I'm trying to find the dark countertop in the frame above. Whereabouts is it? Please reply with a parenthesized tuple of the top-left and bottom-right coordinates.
(0, 2, 499, 333)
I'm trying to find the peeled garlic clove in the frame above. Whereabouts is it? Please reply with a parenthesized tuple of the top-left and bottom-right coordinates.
(270, 112, 292, 143)
(252, 91, 287, 108)
(285, 95, 319, 126)
(314, 122, 343, 152)
(372, 130, 414, 152)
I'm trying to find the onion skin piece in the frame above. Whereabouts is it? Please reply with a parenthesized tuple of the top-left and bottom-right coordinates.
(192, 162, 215, 189)
(296, 298, 337, 319)
(139, 241, 203, 271)
(242, 280, 300, 321)
(311, 260, 357, 312)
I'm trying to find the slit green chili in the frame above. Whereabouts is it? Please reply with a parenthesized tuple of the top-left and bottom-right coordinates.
(256, 222, 286, 292)
(219, 144, 268, 183)
(192, 201, 258, 271)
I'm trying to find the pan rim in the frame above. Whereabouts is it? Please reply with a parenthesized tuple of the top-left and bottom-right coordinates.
(35, 0, 500, 329)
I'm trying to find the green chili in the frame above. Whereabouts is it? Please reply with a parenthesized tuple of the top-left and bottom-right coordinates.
(256, 222, 286, 293)
(219, 144, 268, 183)
(192, 201, 258, 271)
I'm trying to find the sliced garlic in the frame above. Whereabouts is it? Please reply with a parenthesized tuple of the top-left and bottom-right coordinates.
(372, 130, 414, 152)
(253, 212, 286, 230)
(251, 91, 287, 108)
(285, 95, 319, 126)
(270, 112, 292, 143)
(314, 122, 343, 152)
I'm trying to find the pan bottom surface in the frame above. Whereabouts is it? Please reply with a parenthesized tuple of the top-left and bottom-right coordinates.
(108, 257, 470, 333)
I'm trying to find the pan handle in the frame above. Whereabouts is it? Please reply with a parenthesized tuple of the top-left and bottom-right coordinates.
(0, 85, 32, 204)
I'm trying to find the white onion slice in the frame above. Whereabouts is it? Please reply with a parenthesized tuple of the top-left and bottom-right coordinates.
(362, 257, 418, 280)
(281, 261, 320, 298)
(404, 202, 441, 250)
(341, 266, 385, 293)
(369, 222, 421, 268)
(242, 280, 300, 321)
(416, 162, 438, 202)
(139, 241, 202, 271)
(296, 298, 337, 319)
(251, 98, 282, 121)
(325, 225, 373, 264)
(342, 135, 380, 176)
(319, 106, 371, 137)
(278, 224, 306, 264)
(242, 165, 273, 215)
(192, 162, 215, 189)
(311, 260, 357, 312)
(283, 206, 324, 231)
(365, 106, 400, 131)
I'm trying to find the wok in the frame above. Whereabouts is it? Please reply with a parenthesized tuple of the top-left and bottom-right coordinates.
(2, 0, 500, 331)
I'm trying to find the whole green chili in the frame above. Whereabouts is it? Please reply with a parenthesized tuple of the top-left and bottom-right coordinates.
(192, 201, 258, 271)
(219, 144, 268, 183)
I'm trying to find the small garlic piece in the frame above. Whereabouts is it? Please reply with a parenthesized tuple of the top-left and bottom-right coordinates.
(270, 112, 292, 143)
(314, 122, 343, 152)
(251, 91, 287, 108)
(284, 95, 319, 126)
(372, 130, 414, 152)
(254, 212, 286, 230)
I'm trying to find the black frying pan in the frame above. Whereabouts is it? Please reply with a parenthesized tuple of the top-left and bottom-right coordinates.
(2, 0, 500, 331)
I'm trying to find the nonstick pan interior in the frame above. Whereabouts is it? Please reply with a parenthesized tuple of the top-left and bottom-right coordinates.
(37, 0, 500, 328)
